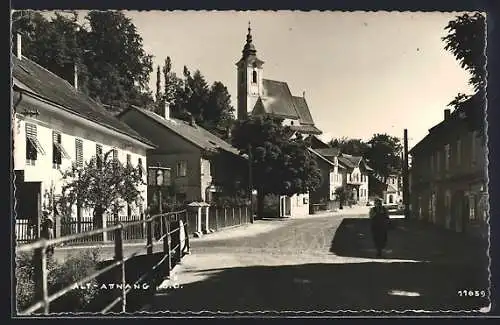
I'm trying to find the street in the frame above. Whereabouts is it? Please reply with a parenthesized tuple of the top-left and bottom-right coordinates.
(145, 211, 489, 314)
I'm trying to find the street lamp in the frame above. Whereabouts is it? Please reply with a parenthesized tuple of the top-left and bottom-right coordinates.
(148, 163, 171, 214)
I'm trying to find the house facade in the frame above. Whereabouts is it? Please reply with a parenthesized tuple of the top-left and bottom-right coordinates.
(117, 104, 248, 206)
(409, 106, 487, 237)
(235, 24, 324, 217)
(308, 147, 345, 211)
(13, 51, 154, 241)
(338, 154, 371, 205)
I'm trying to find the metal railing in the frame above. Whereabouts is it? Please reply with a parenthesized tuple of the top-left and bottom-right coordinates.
(15, 210, 190, 315)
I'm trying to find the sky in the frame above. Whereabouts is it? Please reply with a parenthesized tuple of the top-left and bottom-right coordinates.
(43, 10, 476, 148)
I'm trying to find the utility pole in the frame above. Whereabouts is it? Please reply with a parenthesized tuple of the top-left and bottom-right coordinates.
(248, 144, 254, 223)
(403, 129, 410, 220)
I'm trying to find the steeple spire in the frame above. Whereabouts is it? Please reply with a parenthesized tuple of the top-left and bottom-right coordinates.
(242, 21, 257, 58)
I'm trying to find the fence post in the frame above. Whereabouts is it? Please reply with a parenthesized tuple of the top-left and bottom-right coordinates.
(184, 211, 190, 254)
(102, 215, 108, 242)
(239, 206, 242, 225)
(146, 218, 153, 255)
(33, 245, 49, 314)
(232, 207, 235, 226)
(113, 225, 126, 312)
(165, 218, 172, 278)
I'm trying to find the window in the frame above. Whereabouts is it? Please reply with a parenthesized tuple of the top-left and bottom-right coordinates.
(469, 195, 477, 220)
(75, 139, 83, 167)
(25, 123, 45, 165)
(444, 144, 450, 171)
(96, 144, 103, 168)
(112, 148, 118, 161)
(176, 160, 187, 177)
(126, 154, 131, 167)
(252, 70, 257, 83)
(52, 131, 69, 168)
(429, 153, 434, 174)
(456, 139, 462, 166)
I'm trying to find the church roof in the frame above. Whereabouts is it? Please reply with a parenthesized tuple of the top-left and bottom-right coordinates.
(292, 96, 315, 125)
(255, 78, 321, 134)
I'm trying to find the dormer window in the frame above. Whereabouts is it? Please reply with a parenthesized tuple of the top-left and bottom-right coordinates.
(252, 70, 257, 83)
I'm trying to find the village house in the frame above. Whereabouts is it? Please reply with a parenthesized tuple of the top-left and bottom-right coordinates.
(12, 35, 155, 242)
(409, 103, 487, 238)
(306, 135, 371, 208)
(369, 172, 403, 206)
(235, 24, 322, 217)
(117, 104, 249, 206)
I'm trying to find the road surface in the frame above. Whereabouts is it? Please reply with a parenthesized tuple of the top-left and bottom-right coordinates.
(144, 212, 489, 314)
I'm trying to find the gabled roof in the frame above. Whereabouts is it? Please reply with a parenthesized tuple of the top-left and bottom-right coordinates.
(12, 55, 155, 148)
(260, 79, 298, 118)
(256, 79, 321, 134)
(307, 147, 346, 169)
(314, 147, 341, 157)
(120, 106, 242, 157)
(386, 183, 399, 193)
(305, 134, 330, 149)
(338, 153, 373, 171)
(292, 96, 314, 125)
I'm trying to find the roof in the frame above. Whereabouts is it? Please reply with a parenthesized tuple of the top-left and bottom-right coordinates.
(289, 124, 322, 135)
(255, 79, 320, 133)
(12, 55, 155, 148)
(292, 96, 314, 125)
(410, 93, 484, 155)
(122, 106, 242, 157)
(307, 147, 336, 166)
(259, 79, 298, 118)
(305, 135, 330, 149)
(314, 148, 341, 157)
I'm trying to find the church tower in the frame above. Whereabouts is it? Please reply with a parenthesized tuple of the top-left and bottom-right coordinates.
(236, 22, 264, 120)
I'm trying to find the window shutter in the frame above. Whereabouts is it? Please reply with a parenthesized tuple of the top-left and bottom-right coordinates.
(75, 139, 83, 167)
(26, 123, 37, 138)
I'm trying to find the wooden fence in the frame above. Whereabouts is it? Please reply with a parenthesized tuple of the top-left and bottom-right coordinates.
(207, 205, 251, 231)
(15, 210, 190, 315)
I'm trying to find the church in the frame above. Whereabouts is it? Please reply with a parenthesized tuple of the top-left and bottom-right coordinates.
(235, 23, 322, 217)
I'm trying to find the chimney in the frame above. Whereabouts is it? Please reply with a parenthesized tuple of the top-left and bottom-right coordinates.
(163, 101, 170, 119)
(444, 108, 451, 120)
(16, 33, 22, 59)
(73, 63, 78, 90)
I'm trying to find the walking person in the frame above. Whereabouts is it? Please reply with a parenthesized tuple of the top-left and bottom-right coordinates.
(369, 198, 390, 258)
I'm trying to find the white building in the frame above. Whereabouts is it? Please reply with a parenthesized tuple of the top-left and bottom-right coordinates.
(12, 40, 155, 241)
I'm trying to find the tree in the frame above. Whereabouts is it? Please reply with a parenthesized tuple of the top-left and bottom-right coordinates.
(443, 12, 486, 93)
(231, 116, 321, 218)
(57, 150, 144, 229)
(82, 11, 154, 110)
(203, 81, 235, 139)
(365, 133, 403, 182)
(13, 10, 155, 112)
(329, 137, 370, 157)
(334, 186, 347, 210)
(442, 12, 486, 132)
(161, 57, 185, 118)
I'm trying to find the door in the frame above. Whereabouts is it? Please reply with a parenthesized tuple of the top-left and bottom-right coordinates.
(16, 181, 42, 242)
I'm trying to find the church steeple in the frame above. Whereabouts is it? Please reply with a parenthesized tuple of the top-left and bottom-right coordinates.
(242, 21, 257, 58)
(236, 21, 265, 121)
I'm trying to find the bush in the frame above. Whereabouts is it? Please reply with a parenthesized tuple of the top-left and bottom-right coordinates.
(16, 248, 101, 314)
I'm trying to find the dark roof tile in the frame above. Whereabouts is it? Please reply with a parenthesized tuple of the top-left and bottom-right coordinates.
(12, 55, 154, 147)
(128, 106, 242, 157)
